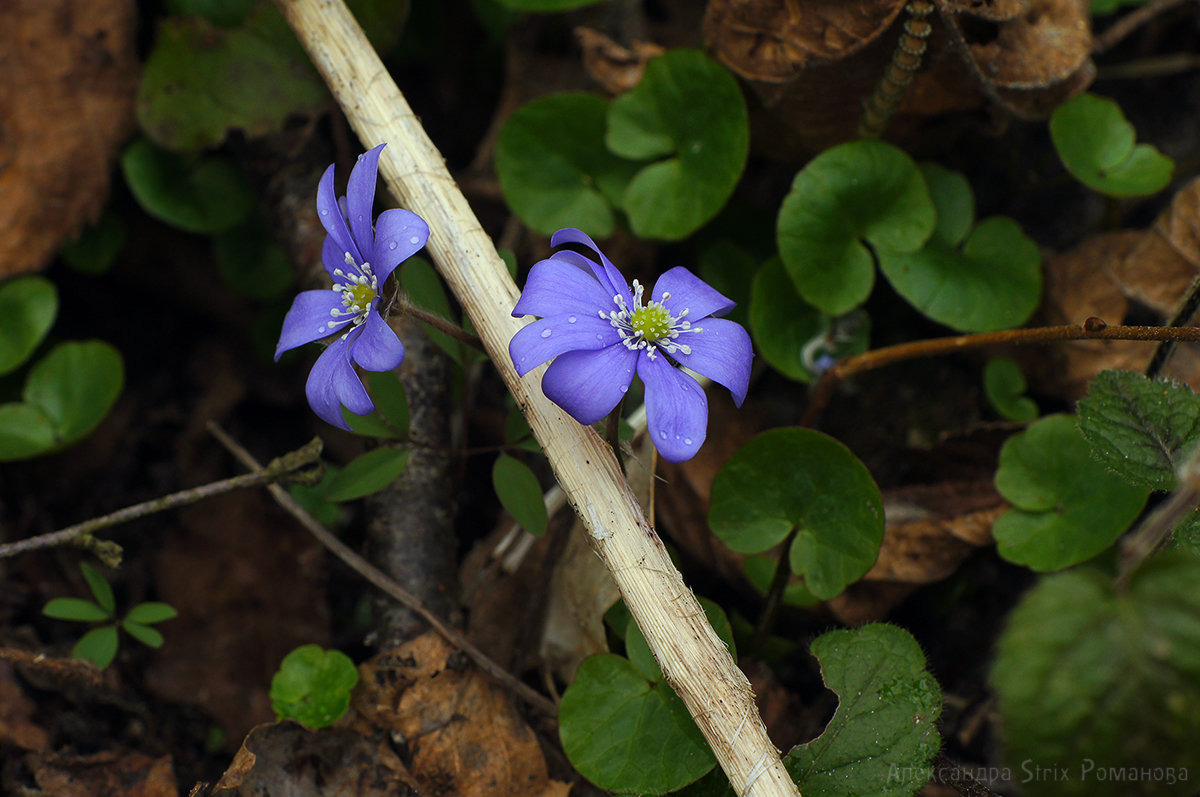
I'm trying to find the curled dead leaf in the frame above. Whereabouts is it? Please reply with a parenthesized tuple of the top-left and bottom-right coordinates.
(576, 27, 665, 95)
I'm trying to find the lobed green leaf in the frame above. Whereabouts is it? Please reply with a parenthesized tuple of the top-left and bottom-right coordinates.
(0, 276, 58, 376)
(984, 357, 1039, 422)
(1050, 93, 1173, 197)
(270, 644, 360, 729)
(23, 342, 125, 452)
(121, 138, 255, 234)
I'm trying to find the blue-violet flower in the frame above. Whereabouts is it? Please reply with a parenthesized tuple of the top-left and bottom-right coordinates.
(509, 228, 753, 462)
(275, 144, 429, 428)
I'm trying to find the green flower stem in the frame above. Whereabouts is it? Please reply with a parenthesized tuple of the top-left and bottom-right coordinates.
(207, 421, 558, 718)
(0, 439, 323, 561)
(402, 302, 486, 353)
(802, 321, 1200, 427)
(749, 526, 800, 660)
(275, 1, 796, 792)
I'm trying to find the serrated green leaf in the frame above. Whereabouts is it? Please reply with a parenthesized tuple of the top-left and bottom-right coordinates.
(492, 454, 547, 536)
(785, 624, 942, 796)
(72, 625, 120, 669)
(559, 654, 715, 794)
(496, 93, 636, 238)
(60, 211, 126, 275)
(991, 555, 1200, 796)
(777, 140, 935, 315)
(1077, 369, 1200, 491)
(80, 562, 116, 615)
(270, 644, 359, 729)
(125, 602, 179, 625)
(23, 341, 124, 450)
(993, 414, 1150, 571)
(322, 447, 411, 502)
(137, 6, 327, 152)
(1050, 93, 1173, 197)
(0, 276, 57, 376)
(121, 138, 255, 233)
(607, 49, 749, 241)
(43, 598, 112, 623)
(624, 598, 734, 684)
(122, 620, 166, 648)
(984, 357, 1039, 422)
(709, 428, 884, 600)
(1169, 508, 1200, 557)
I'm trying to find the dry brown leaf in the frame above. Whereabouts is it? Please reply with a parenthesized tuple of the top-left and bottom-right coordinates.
(948, 0, 1091, 90)
(354, 633, 569, 797)
(25, 751, 176, 797)
(936, 0, 1027, 20)
(540, 523, 620, 683)
(576, 27, 665, 95)
(0, 0, 137, 277)
(211, 722, 417, 796)
(1153, 174, 1200, 270)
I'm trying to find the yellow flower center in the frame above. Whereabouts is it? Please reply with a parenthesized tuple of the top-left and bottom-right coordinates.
(631, 304, 672, 342)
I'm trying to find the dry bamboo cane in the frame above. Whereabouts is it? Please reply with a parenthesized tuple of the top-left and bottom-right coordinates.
(274, 1, 800, 795)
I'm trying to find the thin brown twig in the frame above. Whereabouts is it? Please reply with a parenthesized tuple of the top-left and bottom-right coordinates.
(801, 321, 1200, 427)
(403, 302, 487, 352)
(206, 421, 558, 718)
(0, 439, 323, 561)
(1092, 0, 1192, 54)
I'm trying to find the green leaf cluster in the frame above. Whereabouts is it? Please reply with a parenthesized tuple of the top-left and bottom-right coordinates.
(270, 644, 360, 729)
(993, 414, 1150, 571)
(708, 428, 884, 600)
(559, 599, 734, 794)
(0, 277, 124, 462)
(1050, 93, 1173, 197)
(776, 142, 1041, 332)
(991, 554, 1200, 796)
(496, 49, 748, 241)
(43, 563, 177, 669)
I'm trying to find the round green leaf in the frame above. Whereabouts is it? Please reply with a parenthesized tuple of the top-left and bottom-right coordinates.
(750, 258, 869, 382)
(0, 403, 57, 461)
(60, 211, 126, 275)
(1050, 93, 1174, 198)
(559, 653, 715, 794)
(983, 357, 1039, 422)
(991, 555, 1200, 796)
(72, 625, 120, 669)
(125, 602, 179, 625)
(22, 341, 124, 450)
(492, 454, 548, 536)
(743, 555, 819, 607)
(993, 414, 1149, 571)
(496, 93, 636, 238)
(322, 447, 411, 502)
(121, 620, 166, 649)
(121, 138, 255, 233)
(709, 428, 885, 600)
(607, 49, 749, 241)
(270, 644, 359, 729)
(80, 562, 116, 615)
(877, 164, 1042, 332)
(0, 276, 57, 375)
(777, 140, 935, 315)
(43, 598, 112, 623)
(786, 624, 942, 796)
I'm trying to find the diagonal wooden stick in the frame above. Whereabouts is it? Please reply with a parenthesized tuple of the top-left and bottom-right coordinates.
(273, 2, 799, 794)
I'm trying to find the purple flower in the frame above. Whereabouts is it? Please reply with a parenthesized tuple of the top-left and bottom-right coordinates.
(509, 228, 753, 462)
(275, 144, 429, 429)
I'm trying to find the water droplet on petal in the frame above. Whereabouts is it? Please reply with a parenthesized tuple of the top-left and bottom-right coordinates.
(568, 316, 577, 323)
(620, 385, 628, 394)
(684, 438, 692, 446)
(596, 334, 603, 341)
(409, 236, 421, 244)
(320, 209, 329, 216)
(659, 430, 667, 439)
(540, 329, 553, 338)
(388, 241, 398, 250)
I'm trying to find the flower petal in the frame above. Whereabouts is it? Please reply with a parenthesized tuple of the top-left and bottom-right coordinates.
(347, 144, 385, 260)
(306, 336, 373, 429)
(638, 354, 708, 463)
(511, 258, 615, 319)
(371, 208, 429, 283)
(550, 228, 633, 309)
(322, 234, 346, 279)
(541, 345, 638, 425)
(275, 290, 344, 360)
(317, 163, 362, 265)
(509, 314, 620, 376)
(653, 267, 736, 320)
(351, 307, 405, 371)
(669, 317, 753, 406)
